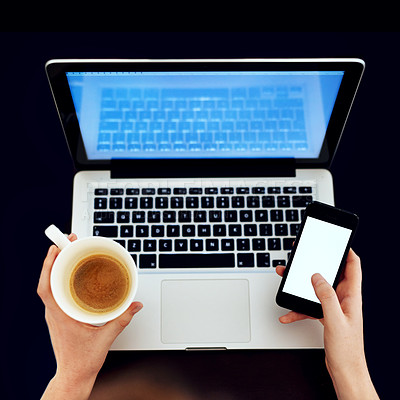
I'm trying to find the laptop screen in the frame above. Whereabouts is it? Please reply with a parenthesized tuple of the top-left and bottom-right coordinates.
(65, 70, 343, 161)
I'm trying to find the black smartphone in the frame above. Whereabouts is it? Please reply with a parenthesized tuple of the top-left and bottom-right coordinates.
(275, 201, 359, 319)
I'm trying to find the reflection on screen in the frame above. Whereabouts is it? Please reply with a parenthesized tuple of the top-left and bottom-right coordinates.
(282, 217, 352, 304)
(66, 71, 343, 160)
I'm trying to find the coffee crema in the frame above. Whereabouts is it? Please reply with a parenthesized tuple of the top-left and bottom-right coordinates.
(70, 254, 131, 313)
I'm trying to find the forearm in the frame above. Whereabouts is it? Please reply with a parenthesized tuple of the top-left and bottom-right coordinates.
(41, 372, 97, 400)
(330, 366, 379, 400)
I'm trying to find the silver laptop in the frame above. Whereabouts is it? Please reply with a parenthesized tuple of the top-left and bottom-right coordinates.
(46, 58, 364, 350)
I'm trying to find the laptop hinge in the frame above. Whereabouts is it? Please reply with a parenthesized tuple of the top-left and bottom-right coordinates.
(110, 158, 296, 179)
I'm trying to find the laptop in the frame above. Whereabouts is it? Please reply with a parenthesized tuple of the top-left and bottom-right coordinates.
(45, 58, 364, 350)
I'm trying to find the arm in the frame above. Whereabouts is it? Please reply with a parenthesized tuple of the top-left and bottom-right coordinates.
(276, 249, 379, 400)
(38, 235, 143, 400)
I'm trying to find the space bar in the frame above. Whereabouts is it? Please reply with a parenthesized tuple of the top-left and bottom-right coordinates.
(159, 253, 235, 268)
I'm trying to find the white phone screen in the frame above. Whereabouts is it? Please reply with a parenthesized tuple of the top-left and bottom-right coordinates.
(282, 216, 352, 303)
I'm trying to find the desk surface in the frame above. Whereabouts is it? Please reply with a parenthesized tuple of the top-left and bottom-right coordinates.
(1, 32, 396, 399)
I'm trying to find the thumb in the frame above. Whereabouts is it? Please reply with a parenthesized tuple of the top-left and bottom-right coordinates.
(311, 274, 342, 322)
(106, 301, 143, 336)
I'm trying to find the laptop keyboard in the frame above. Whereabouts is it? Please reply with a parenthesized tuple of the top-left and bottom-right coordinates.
(92, 184, 314, 269)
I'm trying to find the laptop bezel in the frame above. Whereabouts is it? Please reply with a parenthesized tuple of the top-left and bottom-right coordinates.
(45, 58, 364, 177)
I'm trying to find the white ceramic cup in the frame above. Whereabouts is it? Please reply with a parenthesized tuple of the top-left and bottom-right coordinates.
(45, 224, 138, 325)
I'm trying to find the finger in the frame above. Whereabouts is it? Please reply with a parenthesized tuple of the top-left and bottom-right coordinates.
(275, 265, 285, 277)
(69, 233, 78, 242)
(106, 302, 143, 336)
(279, 310, 313, 324)
(311, 273, 342, 322)
(37, 245, 60, 305)
(342, 248, 362, 295)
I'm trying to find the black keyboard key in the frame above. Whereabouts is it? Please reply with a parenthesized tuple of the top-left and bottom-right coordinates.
(117, 211, 130, 223)
(283, 238, 295, 250)
(175, 239, 188, 251)
(290, 223, 301, 236)
(259, 224, 273, 236)
(273, 259, 286, 267)
(114, 239, 125, 248)
(240, 210, 253, 222)
(237, 239, 250, 251)
(140, 197, 153, 209)
(244, 224, 257, 236)
(94, 211, 115, 224)
(132, 211, 146, 223)
(94, 188, 108, 195)
(194, 210, 207, 222)
(198, 225, 211, 236)
(216, 196, 229, 208)
(126, 188, 140, 195)
(237, 253, 254, 267)
(256, 253, 271, 267)
(268, 187, 281, 194)
(262, 196, 275, 208)
(128, 239, 141, 252)
(299, 186, 312, 193)
(209, 210, 222, 222)
(232, 196, 245, 208)
(130, 254, 137, 265)
(143, 239, 156, 252)
(221, 187, 234, 194)
(206, 239, 219, 251)
(236, 187, 249, 194)
(142, 188, 156, 195)
(173, 188, 187, 194)
(151, 225, 164, 237)
(255, 210, 268, 221)
(111, 188, 124, 195)
(247, 196, 260, 208)
(277, 196, 290, 207)
(140, 254, 156, 268)
(190, 239, 204, 251)
(283, 187, 297, 193)
(229, 224, 242, 236)
(136, 225, 149, 237)
(252, 238, 266, 250)
(201, 196, 214, 208)
(178, 210, 192, 222)
(285, 209, 299, 221)
(189, 187, 203, 194)
(186, 196, 199, 208)
(163, 211, 176, 222)
(94, 197, 107, 209)
(205, 187, 218, 194)
(182, 225, 196, 237)
(221, 239, 234, 251)
(155, 197, 168, 208)
(292, 195, 313, 208)
(225, 210, 237, 222)
(213, 225, 226, 236)
(110, 197, 123, 209)
(252, 187, 265, 194)
(159, 239, 172, 252)
(171, 197, 184, 208)
(125, 197, 138, 209)
(268, 238, 281, 250)
(167, 225, 180, 237)
(158, 188, 171, 195)
(148, 211, 161, 223)
(274, 224, 288, 236)
(270, 209, 283, 221)
(93, 225, 118, 237)
(159, 253, 235, 268)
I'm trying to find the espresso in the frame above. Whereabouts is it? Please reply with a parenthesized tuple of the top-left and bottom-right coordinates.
(70, 254, 130, 313)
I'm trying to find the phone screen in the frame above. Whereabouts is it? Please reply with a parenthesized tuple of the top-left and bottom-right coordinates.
(282, 216, 352, 304)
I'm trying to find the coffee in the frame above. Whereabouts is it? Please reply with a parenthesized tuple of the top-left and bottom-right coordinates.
(70, 254, 131, 313)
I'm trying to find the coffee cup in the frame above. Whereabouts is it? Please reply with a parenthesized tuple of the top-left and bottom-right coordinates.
(44, 224, 138, 325)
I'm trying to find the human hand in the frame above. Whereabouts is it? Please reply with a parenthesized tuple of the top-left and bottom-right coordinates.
(276, 249, 379, 400)
(38, 234, 143, 400)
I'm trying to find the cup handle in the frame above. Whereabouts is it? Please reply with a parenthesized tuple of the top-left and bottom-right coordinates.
(45, 224, 72, 250)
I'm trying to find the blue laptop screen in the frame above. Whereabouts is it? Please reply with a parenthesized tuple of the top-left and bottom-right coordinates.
(66, 70, 344, 160)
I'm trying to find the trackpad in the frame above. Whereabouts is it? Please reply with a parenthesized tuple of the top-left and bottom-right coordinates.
(161, 279, 250, 344)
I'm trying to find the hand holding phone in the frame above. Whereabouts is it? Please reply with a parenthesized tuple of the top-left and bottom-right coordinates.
(276, 201, 358, 319)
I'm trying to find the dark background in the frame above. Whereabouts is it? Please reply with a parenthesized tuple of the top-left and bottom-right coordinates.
(0, 32, 396, 399)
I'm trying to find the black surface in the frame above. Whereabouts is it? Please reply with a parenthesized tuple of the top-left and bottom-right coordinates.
(1, 32, 396, 399)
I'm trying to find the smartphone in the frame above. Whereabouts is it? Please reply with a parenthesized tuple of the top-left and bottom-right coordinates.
(275, 201, 359, 319)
